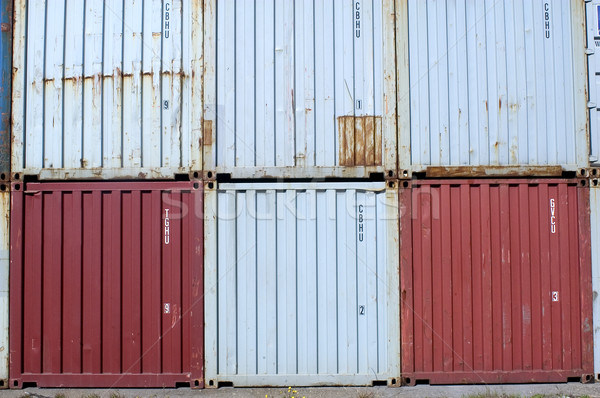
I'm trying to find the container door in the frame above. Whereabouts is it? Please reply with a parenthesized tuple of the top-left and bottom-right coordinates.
(9, 182, 204, 388)
(204, 182, 400, 386)
(400, 179, 593, 384)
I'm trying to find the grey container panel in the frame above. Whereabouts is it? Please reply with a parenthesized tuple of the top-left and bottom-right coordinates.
(204, 182, 400, 386)
(400, 0, 589, 171)
(203, 0, 398, 178)
(11, 0, 203, 179)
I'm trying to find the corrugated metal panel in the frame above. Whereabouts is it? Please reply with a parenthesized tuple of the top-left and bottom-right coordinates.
(203, 0, 398, 179)
(0, 0, 11, 177)
(591, 181, 600, 379)
(11, 1, 203, 180)
(0, 185, 8, 387)
(400, 178, 593, 385)
(398, 1, 589, 172)
(204, 182, 400, 386)
(9, 181, 204, 388)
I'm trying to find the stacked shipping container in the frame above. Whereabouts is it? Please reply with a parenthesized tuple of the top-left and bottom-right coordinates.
(3, 0, 599, 389)
(201, 0, 401, 387)
(7, 0, 206, 389)
(397, 0, 595, 385)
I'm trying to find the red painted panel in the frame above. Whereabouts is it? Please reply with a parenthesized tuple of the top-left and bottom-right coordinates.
(10, 181, 204, 388)
(400, 178, 593, 385)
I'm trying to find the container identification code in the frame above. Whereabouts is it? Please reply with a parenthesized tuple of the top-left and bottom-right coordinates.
(550, 199, 556, 234)
(543, 2, 550, 39)
(164, 1, 171, 39)
(164, 208, 171, 244)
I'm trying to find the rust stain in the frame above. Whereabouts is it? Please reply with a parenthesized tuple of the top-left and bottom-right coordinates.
(425, 165, 563, 178)
(338, 115, 382, 166)
(203, 119, 213, 146)
(498, 97, 502, 111)
(1, 22, 9, 32)
(485, 100, 488, 112)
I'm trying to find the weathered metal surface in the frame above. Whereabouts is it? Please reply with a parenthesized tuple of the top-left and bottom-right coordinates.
(398, 0, 589, 171)
(204, 182, 400, 387)
(338, 116, 382, 167)
(400, 178, 593, 385)
(0, 0, 11, 177)
(203, 0, 398, 178)
(9, 181, 204, 388)
(11, 0, 203, 180)
(425, 166, 564, 178)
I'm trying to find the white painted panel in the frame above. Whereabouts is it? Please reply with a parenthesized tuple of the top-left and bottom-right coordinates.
(206, 0, 397, 178)
(204, 182, 400, 387)
(402, 0, 589, 171)
(11, 0, 203, 179)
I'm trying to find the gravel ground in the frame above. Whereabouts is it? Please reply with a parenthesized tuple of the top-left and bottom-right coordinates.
(4, 383, 600, 398)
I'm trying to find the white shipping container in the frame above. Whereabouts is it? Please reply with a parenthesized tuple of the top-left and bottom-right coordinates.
(202, 0, 398, 179)
(204, 182, 400, 386)
(11, 0, 203, 180)
(398, 0, 589, 173)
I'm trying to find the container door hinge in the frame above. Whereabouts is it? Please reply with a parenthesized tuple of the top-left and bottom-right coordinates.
(588, 102, 597, 109)
(587, 47, 595, 55)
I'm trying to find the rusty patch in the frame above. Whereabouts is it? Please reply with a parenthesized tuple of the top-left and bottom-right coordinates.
(203, 119, 213, 146)
(1, 22, 9, 32)
(425, 165, 563, 178)
(338, 115, 382, 166)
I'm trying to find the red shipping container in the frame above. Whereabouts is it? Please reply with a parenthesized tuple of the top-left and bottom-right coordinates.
(9, 181, 204, 388)
(399, 178, 593, 385)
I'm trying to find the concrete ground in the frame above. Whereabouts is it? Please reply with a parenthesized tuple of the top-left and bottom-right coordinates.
(4, 384, 600, 398)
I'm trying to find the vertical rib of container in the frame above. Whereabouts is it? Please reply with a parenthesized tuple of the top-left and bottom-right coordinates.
(400, 178, 593, 385)
(591, 179, 600, 379)
(398, 1, 589, 174)
(0, 182, 8, 387)
(0, 0, 11, 178)
(202, 0, 398, 179)
(588, 1, 600, 164)
(9, 181, 204, 388)
(11, 1, 203, 180)
(204, 181, 400, 386)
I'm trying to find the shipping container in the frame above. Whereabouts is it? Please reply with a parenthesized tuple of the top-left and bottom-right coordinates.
(0, 0, 11, 177)
(397, 1, 590, 175)
(202, 0, 398, 179)
(590, 178, 600, 379)
(9, 181, 204, 388)
(399, 178, 593, 385)
(204, 182, 400, 386)
(11, 1, 203, 180)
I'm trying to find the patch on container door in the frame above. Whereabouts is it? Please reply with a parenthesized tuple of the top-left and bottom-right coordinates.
(338, 116, 382, 166)
(549, 199, 556, 234)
